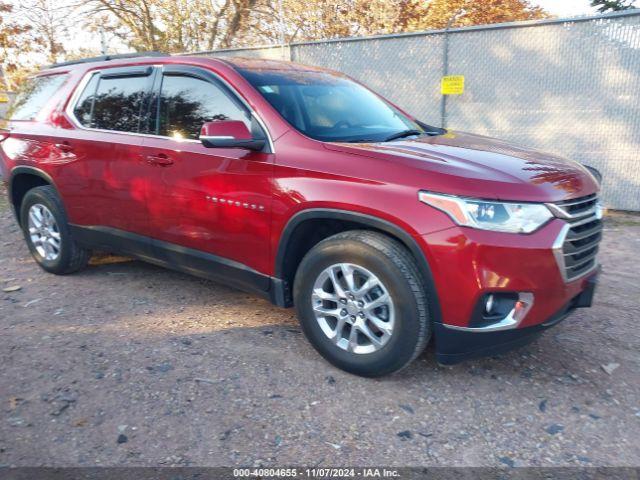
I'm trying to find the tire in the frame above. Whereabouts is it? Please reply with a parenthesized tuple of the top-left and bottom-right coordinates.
(293, 230, 431, 377)
(19, 185, 90, 275)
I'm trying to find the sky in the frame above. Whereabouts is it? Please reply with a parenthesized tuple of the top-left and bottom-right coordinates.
(534, 0, 599, 17)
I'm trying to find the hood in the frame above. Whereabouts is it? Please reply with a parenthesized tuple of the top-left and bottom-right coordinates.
(324, 131, 599, 202)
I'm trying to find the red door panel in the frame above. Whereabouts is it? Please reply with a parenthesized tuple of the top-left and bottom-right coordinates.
(53, 129, 149, 232)
(141, 136, 273, 274)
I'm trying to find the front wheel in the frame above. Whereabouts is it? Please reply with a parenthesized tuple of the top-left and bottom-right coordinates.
(293, 231, 431, 377)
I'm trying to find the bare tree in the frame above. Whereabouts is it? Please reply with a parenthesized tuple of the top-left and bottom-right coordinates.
(19, 0, 73, 63)
(83, 0, 268, 53)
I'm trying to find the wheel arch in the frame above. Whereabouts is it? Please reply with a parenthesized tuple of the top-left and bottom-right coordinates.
(8, 166, 59, 224)
(274, 208, 442, 323)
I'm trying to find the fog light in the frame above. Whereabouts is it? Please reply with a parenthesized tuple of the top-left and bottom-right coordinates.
(469, 292, 533, 330)
(485, 294, 495, 314)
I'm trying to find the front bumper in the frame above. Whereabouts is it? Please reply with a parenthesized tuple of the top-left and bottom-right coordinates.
(418, 218, 597, 329)
(435, 270, 598, 364)
(415, 217, 601, 364)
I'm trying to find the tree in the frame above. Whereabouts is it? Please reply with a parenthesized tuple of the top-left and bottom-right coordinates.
(83, 0, 551, 53)
(249, 0, 549, 46)
(0, 1, 36, 90)
(1, 0, 77, 88)
(590, 0, 637, 12)
(395, 0, 548, 32)
(85, 0, 264, 53)
(19, 0, 71, 64)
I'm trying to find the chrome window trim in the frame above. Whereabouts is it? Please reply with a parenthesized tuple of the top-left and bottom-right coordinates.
(199, 135, 235, 141)
(64, 64, 276, 153)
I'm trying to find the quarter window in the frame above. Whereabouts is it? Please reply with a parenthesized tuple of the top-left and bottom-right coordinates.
(4, 74, 68, 121)
(155, 74, 250, 140)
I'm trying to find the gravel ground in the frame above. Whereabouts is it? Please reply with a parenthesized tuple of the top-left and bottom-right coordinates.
(0, 184, 639, 468)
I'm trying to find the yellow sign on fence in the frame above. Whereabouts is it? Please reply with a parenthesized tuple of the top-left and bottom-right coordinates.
(0, 93, 9, 103)
(441, 75, 465, 95)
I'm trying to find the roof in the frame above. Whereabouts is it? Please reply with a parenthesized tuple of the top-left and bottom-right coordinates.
(48, 52, 167, 69)
(217, 57, 331, 73)
(38, 52, 331, 78)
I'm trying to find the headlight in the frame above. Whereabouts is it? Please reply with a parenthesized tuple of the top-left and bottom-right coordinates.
(418, 191, 553, 233)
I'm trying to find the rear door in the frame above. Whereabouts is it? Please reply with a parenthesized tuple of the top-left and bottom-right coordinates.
(59, 66, 155, 237)
(140, 65, 274, 276)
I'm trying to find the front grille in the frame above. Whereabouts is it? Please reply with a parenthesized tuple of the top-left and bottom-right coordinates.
(550, 194, 603, 282)
(554, 193, 598, 218)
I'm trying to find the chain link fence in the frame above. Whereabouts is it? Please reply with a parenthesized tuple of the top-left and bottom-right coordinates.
(188, 11, 640, 211)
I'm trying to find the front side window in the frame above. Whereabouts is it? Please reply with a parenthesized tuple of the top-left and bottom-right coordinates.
(236, 68, 423, 143)
(155, 74, 250, 140)
(72, 71, 151, 132)
(4, 74, 68, 121)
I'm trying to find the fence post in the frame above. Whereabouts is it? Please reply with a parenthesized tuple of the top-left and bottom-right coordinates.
(440, 29, 449, 129)
(441, 11, 464, 129)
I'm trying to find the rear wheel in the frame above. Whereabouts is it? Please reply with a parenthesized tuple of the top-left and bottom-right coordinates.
(293, 230, 431, 377)
(20, 186, 90, 274)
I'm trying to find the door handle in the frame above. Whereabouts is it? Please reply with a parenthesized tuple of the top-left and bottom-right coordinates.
(146, 153, 174, 166)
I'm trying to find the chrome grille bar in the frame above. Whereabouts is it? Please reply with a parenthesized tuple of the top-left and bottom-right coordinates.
(546, 193, 599, 219)
(550, 194, 603, 283)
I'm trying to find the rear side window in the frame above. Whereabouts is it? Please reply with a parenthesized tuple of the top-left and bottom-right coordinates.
(72, 70, 152, 132)
(4, 74, 68, 121)
(154, 74, 250, 140)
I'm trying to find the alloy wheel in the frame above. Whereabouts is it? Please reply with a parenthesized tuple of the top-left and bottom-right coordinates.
(311, 263, 395, 354)
(27, 203, 61, 261)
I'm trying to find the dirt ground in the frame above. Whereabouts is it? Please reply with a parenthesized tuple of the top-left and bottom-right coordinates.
(0, 183, 639, 468)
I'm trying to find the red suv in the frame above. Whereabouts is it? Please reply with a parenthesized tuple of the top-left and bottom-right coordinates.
(0, 53, 602, 376)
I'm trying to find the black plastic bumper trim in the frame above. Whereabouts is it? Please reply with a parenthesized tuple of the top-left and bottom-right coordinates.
(434, 271, 598, 365)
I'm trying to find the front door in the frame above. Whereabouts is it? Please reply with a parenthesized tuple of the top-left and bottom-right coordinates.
(140, 65, 274, 277)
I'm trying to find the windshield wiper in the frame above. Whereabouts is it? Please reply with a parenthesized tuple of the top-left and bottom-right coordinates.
(382, 129, 424, 142)
(416, 120, 447, 136)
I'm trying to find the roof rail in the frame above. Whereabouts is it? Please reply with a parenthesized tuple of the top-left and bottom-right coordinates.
(48, 51, 167, 69)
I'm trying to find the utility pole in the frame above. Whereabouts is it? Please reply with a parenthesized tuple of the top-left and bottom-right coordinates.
(100, 28, 108, 55)
(277, 0, 287, 60)
(440, 10, 463, 129)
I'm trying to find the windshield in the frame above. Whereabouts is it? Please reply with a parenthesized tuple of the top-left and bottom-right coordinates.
(237, 67, 424, 143)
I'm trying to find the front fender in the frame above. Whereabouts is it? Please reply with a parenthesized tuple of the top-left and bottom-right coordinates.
(274, 207, 442, 323)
